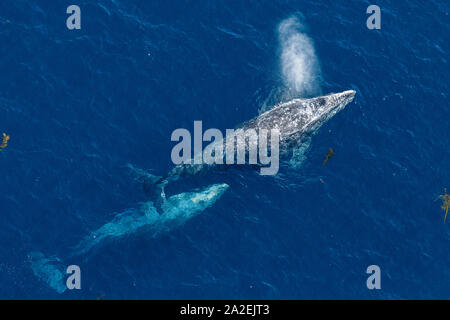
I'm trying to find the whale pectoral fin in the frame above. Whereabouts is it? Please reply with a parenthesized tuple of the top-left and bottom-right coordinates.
(289, 137, 312, 168)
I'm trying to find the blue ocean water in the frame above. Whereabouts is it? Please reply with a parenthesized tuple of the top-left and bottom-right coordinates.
(0, 0, 449, 299)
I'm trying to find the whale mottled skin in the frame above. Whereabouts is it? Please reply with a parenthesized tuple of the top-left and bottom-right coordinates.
(242, 90, 356, 144)
(149, 90, 356, 202)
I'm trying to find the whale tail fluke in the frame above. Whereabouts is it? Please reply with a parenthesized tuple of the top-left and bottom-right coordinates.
(28, 251, 67, 294)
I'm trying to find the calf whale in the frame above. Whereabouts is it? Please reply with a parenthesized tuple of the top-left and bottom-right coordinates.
(29, 182, 229, 293)
(148, 90, 356, 203)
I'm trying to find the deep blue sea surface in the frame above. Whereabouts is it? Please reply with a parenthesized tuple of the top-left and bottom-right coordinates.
(0, 0, 449, 299)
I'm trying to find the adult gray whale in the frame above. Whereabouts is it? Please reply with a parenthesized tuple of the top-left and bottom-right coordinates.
(146, 90, 356, 203)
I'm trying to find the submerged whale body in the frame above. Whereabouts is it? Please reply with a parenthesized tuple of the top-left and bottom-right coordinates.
(29, 183, 229, 293)
(148, 90, 356, 201)
(74, 182, 229, 255)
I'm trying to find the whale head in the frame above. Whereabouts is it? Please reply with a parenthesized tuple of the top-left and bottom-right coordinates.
(296, 89, 356, 134)
(253, 90, 355, 140)
(161, 183, 230, 221)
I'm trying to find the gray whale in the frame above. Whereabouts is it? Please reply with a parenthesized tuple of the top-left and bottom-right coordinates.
(149, 90, 356, 202)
